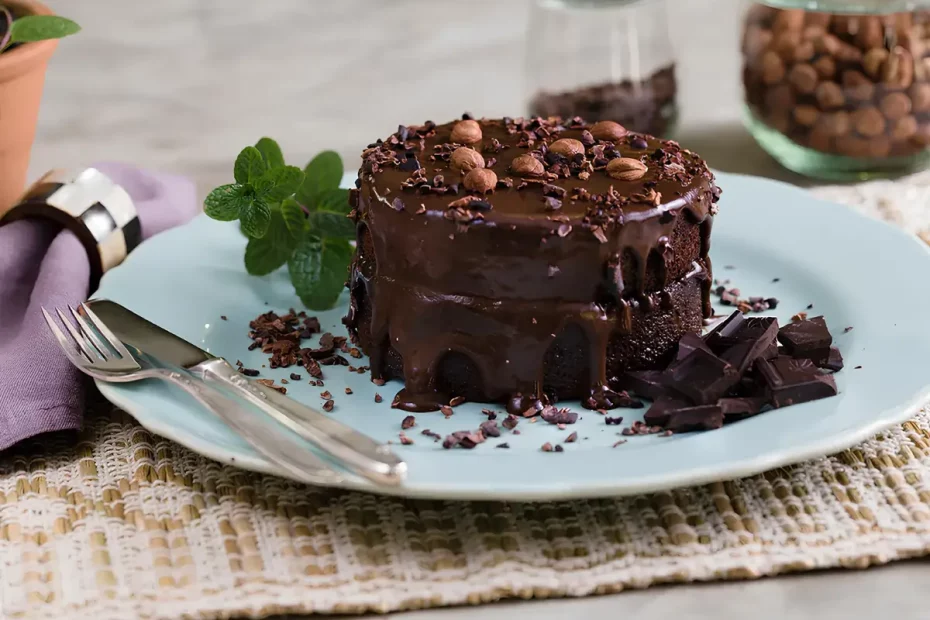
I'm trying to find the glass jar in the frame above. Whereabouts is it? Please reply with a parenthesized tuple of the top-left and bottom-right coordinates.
(525, 0, 678, 138)
(742, 1, 930, 180)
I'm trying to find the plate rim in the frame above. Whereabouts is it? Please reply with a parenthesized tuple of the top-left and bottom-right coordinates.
(93, 170, 930, 501)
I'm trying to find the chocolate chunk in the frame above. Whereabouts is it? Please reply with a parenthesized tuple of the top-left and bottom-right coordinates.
(702, 311, 745, 353)
(718, 396, 767, 421)
(665, 405, 725, 432)
(756, 356, 838, 408)
(820, 347, 844, 372)
(665, 348, 739, 405)
(540, 406, 578, 425)
(778, 316, 833, 364)
(718, 317, 780, 374)
(643, 396, 691, 426)
(618, 370, 669, 401)
(677, 332, 713, 360)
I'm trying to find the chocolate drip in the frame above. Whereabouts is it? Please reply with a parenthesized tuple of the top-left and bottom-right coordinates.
(345, 117, 718, 411)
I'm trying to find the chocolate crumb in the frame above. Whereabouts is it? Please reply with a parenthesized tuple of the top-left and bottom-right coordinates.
(554, 445, 564, 452)
(440, 405, 454, 417)
(612, 439, 628, 448)
(220, 315, 227, 321)
(374, 393, 383, 403)
(289, 373, 301, 381)
(565, 432, 578, 443)
(605, 416, 624, 426)
(844, 326, 854, 333)
(772, 278, 780, 283)
(806, 303, 814, 310)
(422, 429, 442, 442)
(541, 442, 554, 452)
(855, 365, 862, 369)
(401, 415, 416, 430)
(496, 443, 510, 449)
(240, 368, 260, 377)
(320, 391, 332, 400)
(398, 433, 414, 445)
(322, 399, 334, 412)
(449, 396, 466, 407)
(502, 414, 519, 430)
(792, 312, 808, 322)
(281, 378, 289, 385)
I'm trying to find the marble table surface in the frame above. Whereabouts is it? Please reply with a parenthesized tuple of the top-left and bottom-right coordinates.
(29, 1, 927, 618)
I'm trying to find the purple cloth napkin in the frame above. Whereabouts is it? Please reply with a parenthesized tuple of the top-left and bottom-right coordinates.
(0, 163, 199, 450)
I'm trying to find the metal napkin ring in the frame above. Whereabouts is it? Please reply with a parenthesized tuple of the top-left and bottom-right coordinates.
(0, 167, 140, 290)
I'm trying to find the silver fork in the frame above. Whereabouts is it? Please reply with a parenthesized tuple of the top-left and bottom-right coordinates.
(43, 303, 348, 487)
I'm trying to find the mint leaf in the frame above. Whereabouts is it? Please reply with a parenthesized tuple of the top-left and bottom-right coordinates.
(244, 208, 296, 275)
(280, 198, 308, 237)
(288, 237, 353, 310)
(204, 184, 246, 221)
(234, 146, 267, 185)
(297, 151, 343, 207)
(306, 188, 354, 239)
(239, 198, 271, 238)
(254, 165, 303, 203)
(254, 137, 285, 169)
(10, 15, 80, 43)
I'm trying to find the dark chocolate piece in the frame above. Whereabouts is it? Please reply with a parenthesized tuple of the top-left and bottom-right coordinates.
(644, 396, 692, 426)
(756, 356, 838, 408)
(665, 348, 740, 405)
(778, 317, 832, 362)
(665, 405, 724, 432)
(820, 347, 844, 372)
(703, 311, 745, 354)
(718, 317, 779, 374)
(618, 370, 669, 400)
(676, 332, 713, 361)
(718, 396, 767, 421)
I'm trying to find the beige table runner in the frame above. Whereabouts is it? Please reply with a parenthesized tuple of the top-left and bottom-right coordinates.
(4, 175, 930, 619)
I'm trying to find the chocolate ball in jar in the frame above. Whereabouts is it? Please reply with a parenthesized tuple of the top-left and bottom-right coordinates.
(742, 4, 930, 179)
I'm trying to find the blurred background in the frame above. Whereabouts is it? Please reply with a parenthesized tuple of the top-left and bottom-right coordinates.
(31, 0, 778, 199)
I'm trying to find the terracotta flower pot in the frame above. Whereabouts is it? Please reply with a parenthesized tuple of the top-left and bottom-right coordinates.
(0, 0, 57, 215)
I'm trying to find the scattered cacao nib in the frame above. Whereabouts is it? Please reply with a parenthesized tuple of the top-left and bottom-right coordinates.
(239, 368, 260, 377)
(289, 373, 301, 381)
(374, 393, 383, 403)
(422, 429, 442, 442)
(280, 379, 289, 385)
(605, 416, 624, 426)
(540, 406, 578, 425)
(320, 391, 332, 400)
(256, 378, 286, 394)
(843, 326, 853, 333)
(322, 399, 334, 412)
(372, 378, 386, 386)
(449, 396, 466, 407)
(565, 431, 578, 443)
(710, 278, 777, 313)
(481, 408, 498, 420)
(440, 405, 454, 418)
(791, 312, 808, 322)
(855, 365, 862, 370)
(220, 315, 227, 321)
(398, 433, 414, 446)
(391, 197, 405, 212)
(496, 443, 510, 449)
(554, 445, 564, 452)
(544, 197, 562, 211)
(541, 442, 554, 452)
(345, 387, 354, 395)
(479, 420, 501, 438)
(401, 415, 416, 430)
(612, 439, 628, 448)
(502, 414, 519, 430)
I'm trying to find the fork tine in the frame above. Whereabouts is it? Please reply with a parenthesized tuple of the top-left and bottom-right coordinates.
(79, 303, 134, 361)
(55, 307, 101, 363)
(68, 304, 111, 361)
(41, 307, 88, 364)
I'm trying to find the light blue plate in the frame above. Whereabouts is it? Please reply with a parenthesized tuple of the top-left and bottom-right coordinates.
(93, 172, 930, 501)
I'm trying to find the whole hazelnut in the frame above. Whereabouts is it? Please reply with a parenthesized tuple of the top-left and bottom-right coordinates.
(450, 147, 485, 173)
(909, 82, 930, 112)
(548, 138, 585, 158)
(855, 16, 884, 50)
(912, 123, 930, 148)
(793, 41, 816, 63)
(815, 81, 845, 110)
(606, 157, 648, 181)
(842, 70, 875, 102)
(764, 83, 795, 113)
(794, 105, 819, 127)
(852, 107, 886, 138)
(814, 33, 842, 56)
(742, 25, 772, 58)
(511, 154, 545, 177)
(773, 9, 805, 33)
(801, 25, 825, 42)
(867, 135, 892, 159)
(463, 168, 498, 193)
(805, 12, 832, 29)
(835, 42, 863, 63)
(590, 120, 628, 141)
(883, 48, 914, 89)
(450, 119, 483, 144)
(863, 48, 889, 79)
(774, 31, 802, 62)
(761, 51, 786, 85)
(813, 55, 837, 79)
(880, 92, 912, 121)
(892, 115, 918, 141)
(835, 135, 871, 158)
(808, 125, 833, 153)
(788, 63, 819, 94)
(820, 111, 852, 137)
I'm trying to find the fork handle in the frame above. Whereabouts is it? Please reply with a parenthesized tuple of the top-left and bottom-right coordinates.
(151, 367, 346, 486)
(192, 358, 407, 486)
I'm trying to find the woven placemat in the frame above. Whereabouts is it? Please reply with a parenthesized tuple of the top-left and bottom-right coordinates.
(3, 176, 930, 619)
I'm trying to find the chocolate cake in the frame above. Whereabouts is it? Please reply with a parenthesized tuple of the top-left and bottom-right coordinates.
(344, 116, 720, 413)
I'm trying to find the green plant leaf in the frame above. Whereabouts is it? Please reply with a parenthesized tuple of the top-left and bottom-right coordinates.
(254, 165, 303, 203)
(280, 198, 308, 237)
(288, 237, 353, 310)
(306, 188, 354, 239)
(297, 151, 343, 207)
(9, 15, 80, 43)
(234, 146, 267, 185)
(239, 198, 271, 238)
(203, 184, 246, 221)
(254, 137, 285, 169)
(243, 209, 296, 275)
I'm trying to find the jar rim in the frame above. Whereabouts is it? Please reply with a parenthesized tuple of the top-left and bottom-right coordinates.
(535, 0, 662, 8)
(756, 0, 930, 14)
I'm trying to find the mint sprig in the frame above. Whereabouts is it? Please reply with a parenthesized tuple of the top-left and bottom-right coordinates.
(0, 11, 80, 53)
(203, 138, 355, 310)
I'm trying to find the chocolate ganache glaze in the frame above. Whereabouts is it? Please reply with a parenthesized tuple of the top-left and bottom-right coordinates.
(344, 115, 721, 413)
